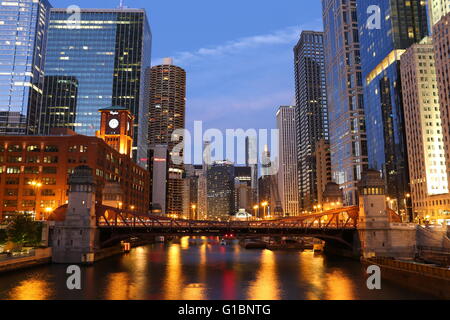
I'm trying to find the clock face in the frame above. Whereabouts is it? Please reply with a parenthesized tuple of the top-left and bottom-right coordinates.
(109, 118, 119, 129)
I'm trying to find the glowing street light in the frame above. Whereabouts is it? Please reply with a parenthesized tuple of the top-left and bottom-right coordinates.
(191, 204, 197, 220)
(29, 180, 42, 220)
(261, 201, 268, 219)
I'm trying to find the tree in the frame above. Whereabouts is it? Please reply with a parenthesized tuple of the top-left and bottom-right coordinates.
(6, 215, 42, 246)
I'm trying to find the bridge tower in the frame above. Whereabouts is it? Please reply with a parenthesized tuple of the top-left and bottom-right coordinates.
(357, 170, 416, 258)
(52, 166, 99, 263)
(357, 170, 391, 258)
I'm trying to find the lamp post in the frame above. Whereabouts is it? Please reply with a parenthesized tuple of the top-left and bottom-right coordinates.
(29, 180, 42, 220)
(191, 204, 197, 220)
(261, 201, 268, 219)
(253, 205, 259, 220)
(405, 193, 412, 222)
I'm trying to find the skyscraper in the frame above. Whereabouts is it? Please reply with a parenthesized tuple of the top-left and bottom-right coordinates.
(207, 161, 235, 220)
(148, 58, 186, 217)
(294, 31, 329, 211)
(433, 12, 450, 194)
(400, 38, 449, 222)
(322, 0, 368, 206)
(42, 8, 151, 166)
(0, 0, 51, 135)
(429, 0, 450, 27)
(357, 0, 428, 212)
(276, 106, 299, 216)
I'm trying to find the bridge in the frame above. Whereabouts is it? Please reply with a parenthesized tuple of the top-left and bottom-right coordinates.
(49, 166, 414, 264)
(49, 203, 379, 252)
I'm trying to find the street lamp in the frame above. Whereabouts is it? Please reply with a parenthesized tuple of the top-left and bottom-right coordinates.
(191, 204, 197, 220)
(253, 205, 259, 220)
(29, 180, 42, 220)
(261, 201, 268, 219)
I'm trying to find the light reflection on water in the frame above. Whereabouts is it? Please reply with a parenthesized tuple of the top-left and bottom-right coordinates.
(0, 237, 427, 300)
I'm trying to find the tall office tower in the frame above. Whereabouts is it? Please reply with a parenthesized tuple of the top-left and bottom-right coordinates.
(433, 13, 450, 194)
(400, 38, 450, 223)
(261, 144, 272, 177)
(357, 0, 428, 212)
(429, 0, 450, 26)
(197, 167, 208, 220)
(245, 136, 258, 205)
(207, 161, 235, 220)
(276, 106, 300, 216)
(294, 31, 329, 211)
(42, 8, 151, 166)
(0, 0, 51, 135)
(234, 166, 252, 212)
(315, 139, 332, 207)
(40, 76, 78, 134)
(322, 0, 368, 206)
(148, 58, 186, 217)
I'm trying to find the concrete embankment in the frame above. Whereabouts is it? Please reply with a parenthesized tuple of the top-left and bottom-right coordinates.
(362, 257, 450, 299)
(0, 248, 52, 273)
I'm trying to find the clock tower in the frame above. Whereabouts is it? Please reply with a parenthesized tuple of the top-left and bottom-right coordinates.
(97, 106, 134, 157)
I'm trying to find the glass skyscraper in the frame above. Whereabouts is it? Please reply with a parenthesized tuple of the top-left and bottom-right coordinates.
(0, 0, 51, 135)
(41, 8, 151, 166)
(294, 31, 329, 211)
(357, 0, 428, 212)
(322, 0, 368, 206)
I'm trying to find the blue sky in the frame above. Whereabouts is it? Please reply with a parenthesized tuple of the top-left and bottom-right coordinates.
(54, 0, 323, 163)
(54, 0, 323, 129)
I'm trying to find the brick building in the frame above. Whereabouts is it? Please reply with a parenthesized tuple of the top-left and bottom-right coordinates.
(0, 130, 149, 221)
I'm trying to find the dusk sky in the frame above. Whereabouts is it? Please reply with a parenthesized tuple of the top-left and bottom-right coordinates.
(54, 0, 323, 136)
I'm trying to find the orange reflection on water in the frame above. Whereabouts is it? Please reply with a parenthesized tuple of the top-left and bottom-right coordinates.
(324, 270, 355, 300)
(297, 251, 355, 300)
(8, 279, 52, 300)
(164, 244, 184, 300)
(298, 251, 325, 300)
(247, 250, 280, 300)
(104, 272, 138, 300)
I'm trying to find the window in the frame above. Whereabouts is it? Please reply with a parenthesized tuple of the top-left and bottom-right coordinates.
(6, 166, 21, 174)
(24, 166, 39, 174)
(44, 145, 59, 152)
(21, 200, 36, 208)
(43, 156, 58, 164)
(26, 156, 40, 163)
(22, 189, 36, 196)
(6, 178, 19, 185)
(3, 200, 18, 207)
(4, 189, 18, 196)
(7, 145, 22, 152)
(41, 189, 56, 196)
(27, 145, 41, 152)
(7, 156, 22, 163)
(42, 177, 57, 185)
(43, 167, 57, 174)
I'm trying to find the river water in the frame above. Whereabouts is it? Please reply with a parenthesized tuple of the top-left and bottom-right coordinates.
(0, 237, 428, 300)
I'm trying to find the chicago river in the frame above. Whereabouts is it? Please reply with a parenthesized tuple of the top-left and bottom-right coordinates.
(0, 238, 427, 300)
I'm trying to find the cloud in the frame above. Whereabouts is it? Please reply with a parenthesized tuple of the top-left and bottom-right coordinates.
(154, 25, 306, 65)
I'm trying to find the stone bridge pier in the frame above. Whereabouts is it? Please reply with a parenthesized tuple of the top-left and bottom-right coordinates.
(52, 166, 99, 264)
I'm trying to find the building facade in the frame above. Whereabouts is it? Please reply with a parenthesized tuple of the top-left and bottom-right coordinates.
(148, 58, 186, 217)
(207, 161, 234, 220)
(294, 31, 329, 211)
(315, 139, 332, 208)
(0, 131, 149, 221)
(429, 0, 450, 27)
(400, 38, 450, 223)
(357, 0, 429, 213)
(322, 0, 368, 206)
(276, 106, 299, 216)
(0, 0, 51, 135)
(41, 8, 151, 166)
(433, 13, 450, 215)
